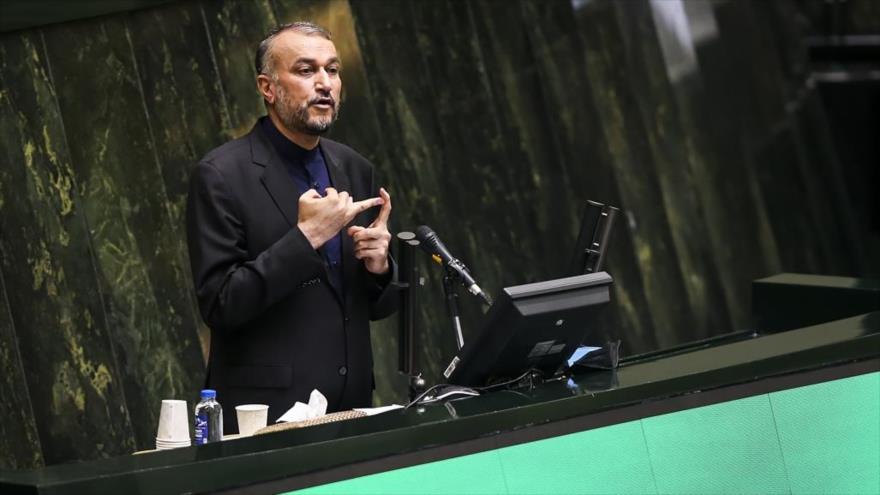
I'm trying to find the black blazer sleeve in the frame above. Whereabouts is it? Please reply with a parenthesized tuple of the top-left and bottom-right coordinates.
(186, 159, 324, 333)
(366, 256, 398, 321)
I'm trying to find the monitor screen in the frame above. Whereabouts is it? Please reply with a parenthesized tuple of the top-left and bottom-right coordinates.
(444, 272, 613, 387)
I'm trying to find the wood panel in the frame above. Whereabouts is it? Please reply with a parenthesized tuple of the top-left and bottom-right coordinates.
(0, 32, 136, 463)
(41, 14, 204, 451)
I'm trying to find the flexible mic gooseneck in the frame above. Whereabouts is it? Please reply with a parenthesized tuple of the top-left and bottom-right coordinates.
(414, 225, 491, 305)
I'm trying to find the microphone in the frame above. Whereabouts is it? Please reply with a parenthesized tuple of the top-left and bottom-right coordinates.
(415, 225, 491, 305)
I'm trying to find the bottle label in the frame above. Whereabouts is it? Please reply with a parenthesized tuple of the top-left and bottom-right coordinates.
(194, 413, 208, 445)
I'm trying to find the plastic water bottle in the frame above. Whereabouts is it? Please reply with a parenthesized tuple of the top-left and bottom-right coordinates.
(194, 389, 223, 444)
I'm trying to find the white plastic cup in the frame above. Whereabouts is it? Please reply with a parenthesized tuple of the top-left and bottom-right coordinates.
(156, 399, 189, 442)
(236, 404, 269, 437)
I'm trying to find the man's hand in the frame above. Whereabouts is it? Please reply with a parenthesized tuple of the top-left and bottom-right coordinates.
(347, 187, 392, 275)
(297, 187, 383, 249)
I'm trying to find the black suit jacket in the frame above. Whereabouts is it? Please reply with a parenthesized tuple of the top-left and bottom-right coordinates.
(186, 120, 396, 432)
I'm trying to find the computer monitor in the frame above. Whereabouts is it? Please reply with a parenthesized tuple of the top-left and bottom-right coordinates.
(443, 272, 613, 387)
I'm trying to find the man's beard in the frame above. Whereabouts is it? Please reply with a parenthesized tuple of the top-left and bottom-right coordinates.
(274, 86, 340, 136)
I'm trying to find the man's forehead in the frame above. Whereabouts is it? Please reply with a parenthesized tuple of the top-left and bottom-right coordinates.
(272, 31, 338, 61)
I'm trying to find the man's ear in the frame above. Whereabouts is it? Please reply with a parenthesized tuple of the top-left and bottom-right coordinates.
(256, 74, 275, 104)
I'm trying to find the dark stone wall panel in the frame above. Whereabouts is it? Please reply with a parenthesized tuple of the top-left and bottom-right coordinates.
(350, 0, 470, 381)
(788, 105, 851, 274)
(747, 0, 859, 276)
(676, 4, 784, 327)
(794, 90, 866, 273)
(752, 127, 823, 273)
(126, 2, 229, 360)
(575, 0, 695, 348)
(713, 1, 836, 277)
(0, 33, 136, 463)
(199, 0, 277, 136)
(0, 258, 43, 469)
(490, 0, 653, 348)
(612, 0, 731, 337)
(409, 0, 547, 330)
(41, 17, 204, 451)
(667, 72, 756, 328)
(714, 1, 789, 146)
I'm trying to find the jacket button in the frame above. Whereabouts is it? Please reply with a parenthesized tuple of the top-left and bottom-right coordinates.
(338, 366, 348, 376)
(343, 316, 350, 323)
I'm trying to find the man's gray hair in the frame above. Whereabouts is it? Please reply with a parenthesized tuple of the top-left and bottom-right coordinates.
(255, 21, 333, 77)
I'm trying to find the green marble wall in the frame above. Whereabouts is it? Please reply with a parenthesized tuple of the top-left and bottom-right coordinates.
(0, 0, 870, 467)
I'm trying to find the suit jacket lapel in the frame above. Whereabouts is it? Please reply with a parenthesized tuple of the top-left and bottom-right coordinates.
(253, 123, 351, 309)
(253, 125, 299, 228)
(321, 143, 356, 312)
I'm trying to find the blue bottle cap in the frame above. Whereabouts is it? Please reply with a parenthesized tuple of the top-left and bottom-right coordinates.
(200, 389, 216, 399)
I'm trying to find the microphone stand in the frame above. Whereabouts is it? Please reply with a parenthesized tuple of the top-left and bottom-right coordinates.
(442, 267, 465, 350)
(396, 232, 426, 401)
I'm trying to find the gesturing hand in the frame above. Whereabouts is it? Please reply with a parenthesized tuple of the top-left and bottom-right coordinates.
(297, 187, 383, 250)
(347, 187, 392, 275)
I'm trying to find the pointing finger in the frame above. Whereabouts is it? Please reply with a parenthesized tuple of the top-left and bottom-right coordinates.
(350, 196, 383, 214)
(373, 188, 392, 227)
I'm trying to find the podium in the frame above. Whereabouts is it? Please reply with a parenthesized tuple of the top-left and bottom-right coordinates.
(1, 275, 878, 494)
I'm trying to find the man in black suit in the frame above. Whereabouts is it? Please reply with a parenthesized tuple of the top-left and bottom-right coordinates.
(186, 21, 396, 433)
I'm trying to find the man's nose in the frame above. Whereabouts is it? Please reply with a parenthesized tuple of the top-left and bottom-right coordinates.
(314, 68, 331, 89)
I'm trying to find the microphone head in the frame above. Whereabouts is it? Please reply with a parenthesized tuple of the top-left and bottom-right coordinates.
(415, 225, 457, 265)
(414, 225, 434, 241)
(414, 225, 440, 253)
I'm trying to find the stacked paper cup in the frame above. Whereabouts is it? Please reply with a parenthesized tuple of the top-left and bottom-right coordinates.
(155, 399, 191, 450)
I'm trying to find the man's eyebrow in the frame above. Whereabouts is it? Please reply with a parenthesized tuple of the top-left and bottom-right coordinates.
(293, 57, 342, 66)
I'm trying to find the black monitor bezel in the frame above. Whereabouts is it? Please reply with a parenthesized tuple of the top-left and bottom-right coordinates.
(444, 272, 613, 387)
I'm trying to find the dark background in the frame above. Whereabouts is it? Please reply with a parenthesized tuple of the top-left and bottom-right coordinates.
(0, 0, 877, 467)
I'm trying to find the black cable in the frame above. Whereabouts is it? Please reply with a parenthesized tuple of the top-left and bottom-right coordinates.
(403, 383, 448, 410)
(472, 368, 542, 393)
(403, 368, 542, 410)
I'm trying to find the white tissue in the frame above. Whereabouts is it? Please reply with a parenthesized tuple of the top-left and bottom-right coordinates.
(276, 389, 329, 423)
